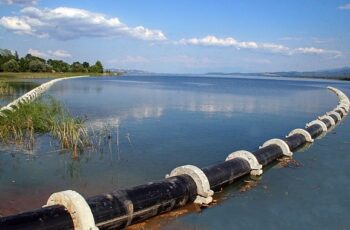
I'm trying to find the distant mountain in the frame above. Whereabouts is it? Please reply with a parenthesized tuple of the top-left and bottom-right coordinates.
(272, 67, 350, 79)
(206, 67, 350, 80)
(108, 68, 151, 74)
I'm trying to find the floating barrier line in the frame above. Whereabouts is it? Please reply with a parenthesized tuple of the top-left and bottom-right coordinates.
(0, 75, 89, 117)
(0, 86, 349, 230)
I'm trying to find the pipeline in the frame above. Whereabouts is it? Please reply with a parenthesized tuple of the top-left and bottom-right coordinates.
(0, 75, 88, 117)
(0, 86, 349, 230)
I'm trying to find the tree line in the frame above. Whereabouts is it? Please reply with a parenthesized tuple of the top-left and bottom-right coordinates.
(0, 49, 104, 73)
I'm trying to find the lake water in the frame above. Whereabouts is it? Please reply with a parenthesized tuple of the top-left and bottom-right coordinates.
(0, 75, 350, 229)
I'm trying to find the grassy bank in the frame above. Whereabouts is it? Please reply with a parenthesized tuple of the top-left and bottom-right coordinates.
(0, 72, 98, 79)
(0, 72, 122, 79)
(0, 98, 89, 158)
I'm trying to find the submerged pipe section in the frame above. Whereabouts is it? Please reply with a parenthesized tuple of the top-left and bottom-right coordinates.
(0, 86, 349, 230)
(0, 75, 88, 117)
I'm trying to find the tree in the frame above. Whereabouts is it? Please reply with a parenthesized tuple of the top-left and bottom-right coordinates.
(47, 59, 71, 72)
(89, 60, 104, 73)
(14, 51, 19, 61)
(0, 49, 15, 72)
(82, 62, 90, 69)
(29, 60, 47, 72)
(17, 54, 47, 72)
(0, 48, 105, 73)
(2, 59, 20, 72)
(71, 62, 86, 72)
(19, 57, 29, 72)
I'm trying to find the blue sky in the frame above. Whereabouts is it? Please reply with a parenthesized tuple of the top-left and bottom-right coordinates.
(0, 0, 350, 73)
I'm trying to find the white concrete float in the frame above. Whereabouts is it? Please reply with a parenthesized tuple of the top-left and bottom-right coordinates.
(0, 76, 88, 117)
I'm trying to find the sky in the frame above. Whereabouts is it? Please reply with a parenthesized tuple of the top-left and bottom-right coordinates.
(0, 0, 350, 73)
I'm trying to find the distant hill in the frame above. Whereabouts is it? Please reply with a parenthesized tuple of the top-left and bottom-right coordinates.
(108, 68, 151, 74)
(272, 67, 350, 79)
(206, 67, 350, 80)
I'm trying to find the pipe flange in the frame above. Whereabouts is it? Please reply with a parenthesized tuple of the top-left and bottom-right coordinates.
(306, 120, 327, 133)
(335, 107, 346, 117)
(318, 115, 335, 126)
(342, 105, 350, 112)
(338, 107, 347, 116)
(45, 190, 98, 230)
(327, 111, 342, 122)
(287, 128, 314, 143)
(260, 138, 293, 157)
(226, 150, 263, 176)
(167, 165, 214, 205)
(328, 87, 350, 107)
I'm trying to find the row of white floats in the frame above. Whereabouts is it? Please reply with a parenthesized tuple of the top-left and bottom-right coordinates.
(10, 86, 349, 230)
(0, 75, 88, 117)
(165, 86, 349, 206)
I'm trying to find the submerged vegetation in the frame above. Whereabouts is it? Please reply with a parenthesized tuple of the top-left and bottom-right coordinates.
(0, 98, 89, 158)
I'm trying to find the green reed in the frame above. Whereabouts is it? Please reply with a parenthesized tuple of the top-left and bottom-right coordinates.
(0, 98, 89, 158)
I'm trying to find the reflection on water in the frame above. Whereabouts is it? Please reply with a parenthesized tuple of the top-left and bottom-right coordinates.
(0, 75, 350, 229)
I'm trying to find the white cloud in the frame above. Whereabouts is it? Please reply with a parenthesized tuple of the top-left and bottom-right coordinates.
(0, 0, 37, 5)
(294, 47, 325, 54)
(179, 35, 289, 53)
(0, 6, 167, 41)
(179, 35, 342, 57)
(338, 4, 350, 10)
(28, 48, 47, 58)
(48, 49, 71, 58)
(28, 48, 72, 59)
(179, 36, 258, 49)
(0, 16, 32, 33)
(293, 47, 342, 57)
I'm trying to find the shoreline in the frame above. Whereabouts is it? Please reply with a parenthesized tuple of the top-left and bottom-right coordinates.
(0, 72, 122, 79)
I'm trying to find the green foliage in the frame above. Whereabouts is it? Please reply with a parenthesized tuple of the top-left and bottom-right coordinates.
(29, 59, 47, 72)
(0, 49, 15, 72)
(47, 59, 71, 72)
(2, 59, 20, 72)
(0, 48, 104, 74)
(18, 54, 50, 72)
(0, 98, 89, 157)
(82, 61, 90, 69)
(71, 61, 87, 72)
(18, 57, 29, 72)
(89, 60, 104, 73)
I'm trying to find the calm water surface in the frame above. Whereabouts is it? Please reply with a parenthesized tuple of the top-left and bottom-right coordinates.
(0, 75, 349, 229)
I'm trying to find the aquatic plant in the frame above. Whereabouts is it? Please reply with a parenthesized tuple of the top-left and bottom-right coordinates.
(49, 113, 89, 158)
(0, 98, 89, 157)
(0, 82, 16, 96)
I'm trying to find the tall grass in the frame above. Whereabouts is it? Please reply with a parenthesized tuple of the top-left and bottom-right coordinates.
(49, 113, 89, 158)
(0, 82, 15, 96)
(0, 98, 89, 158)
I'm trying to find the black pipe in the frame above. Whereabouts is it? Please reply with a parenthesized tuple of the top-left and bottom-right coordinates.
(0, 175, 198, 230)
(335, 109, 345, 118)
(0, 205, 74, 230)
(284, 134, 307, 150)
(0, 112, 341, 230)
(253, 145, 283, 166)
(202, 159, 251, 191)
(90, 175, 197, 229)
(305, 124, 323, 139)
(320, 118, 332, 129)
(329, 114, 339, 123)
